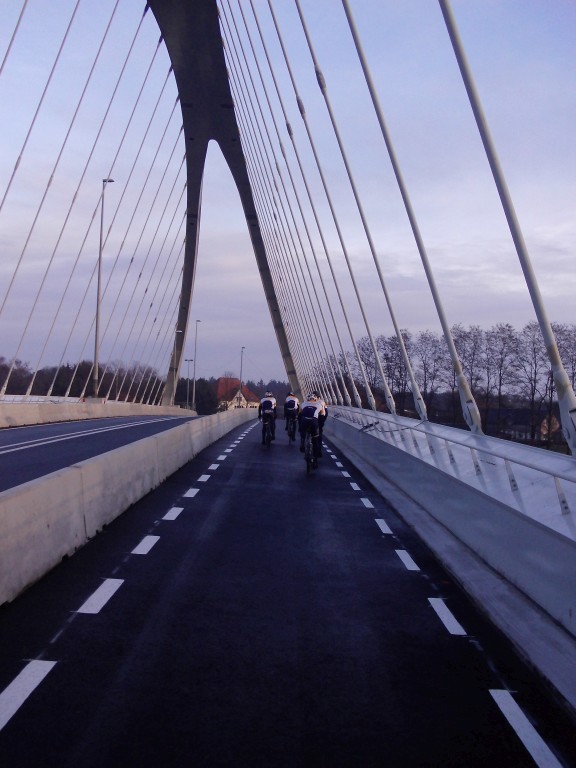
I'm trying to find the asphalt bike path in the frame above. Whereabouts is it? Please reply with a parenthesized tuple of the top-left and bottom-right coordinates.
(0, 421, 574, 766)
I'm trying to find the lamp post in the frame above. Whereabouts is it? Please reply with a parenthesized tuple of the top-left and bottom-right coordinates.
(237, 346, 245, 407)
(93, 178, 114, 399)
(191, 319, 201, 411)
(185, 358, 193, 409)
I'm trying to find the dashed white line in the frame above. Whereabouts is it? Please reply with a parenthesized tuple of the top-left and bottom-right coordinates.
(360, 498, 374, 509)
(395, 550, 420, 571)
(341, 471, 351, 478)
(217, 455, 227, 461)
(330, 454, 338, 460)
(163, 507, 183, 520)
(197, 475, 211, 482)
(76, 578, 124, 614)
(489, 690, 562, 768)
(375, 518, 393, 535)
(224, 449, 233, 453)
(335, 461, 343, 468)
(131, 535, 160, 555)
(350, 482, 360, 490)
(208, 464, 220, 470)
(428, 598, 467, 635)
(0, 660, 57, 731)
(184, 488, 199, 498)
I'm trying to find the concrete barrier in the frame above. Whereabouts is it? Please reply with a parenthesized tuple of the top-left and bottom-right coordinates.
(0, 400, 187, 429)
(326, 416, 576, 640)
(0, 409, 256, 605)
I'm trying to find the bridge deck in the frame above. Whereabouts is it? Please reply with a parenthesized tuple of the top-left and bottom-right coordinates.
(0, 420, 574, 765)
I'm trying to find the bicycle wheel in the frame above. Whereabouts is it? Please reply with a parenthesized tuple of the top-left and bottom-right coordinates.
(265, 421, 272, 448)
(288, 417, 296, 443)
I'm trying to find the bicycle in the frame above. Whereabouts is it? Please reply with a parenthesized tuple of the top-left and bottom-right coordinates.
(287, 413, 297, 443)
(302, 421, 318, 474)
(262, 413, 273, 448)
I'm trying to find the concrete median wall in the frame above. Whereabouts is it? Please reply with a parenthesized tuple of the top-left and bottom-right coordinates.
(0, 409, 255, 606)
(0, 400, 186, 429)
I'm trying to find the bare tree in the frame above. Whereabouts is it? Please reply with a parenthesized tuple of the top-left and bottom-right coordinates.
(483, 323, 519, 435)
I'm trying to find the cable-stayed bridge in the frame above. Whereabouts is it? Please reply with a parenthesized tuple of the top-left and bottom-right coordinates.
(1, 2, 576, 763)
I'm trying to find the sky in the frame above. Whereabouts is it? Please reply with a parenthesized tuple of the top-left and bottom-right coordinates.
(0, 1, 574, 386)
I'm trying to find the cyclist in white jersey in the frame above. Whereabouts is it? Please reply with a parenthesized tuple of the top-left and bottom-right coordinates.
(258, 391, 277, 443)
(283, 392, 300, 431)
(298, 392, 326, 459)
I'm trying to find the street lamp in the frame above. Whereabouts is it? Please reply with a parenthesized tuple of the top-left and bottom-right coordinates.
(237, 346, 245, 407)
(93, 178, 114, 399)
(192, 319, 201, 411)
(185, 358, 193, 409)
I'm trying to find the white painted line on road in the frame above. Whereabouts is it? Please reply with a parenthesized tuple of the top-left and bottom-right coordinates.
(163, 507, 183, 520)
(330, 454, 338, 460)
(77, 578, 124, 614)
(350, 482, 360, 490)
(335, 461, 343, 468)
(489, 690, 562, 768)
(217, 455, 227, 461)
(428, 598, 467, 635)
(208, 464, 220, 470)
(375, 518, 393, 535)
(395, 550, 420, 571)
(197, 475, 211, 482)
(184, 488, 199, 498)
(361, 498, 374, 509)
(224, 449, 233, 453)
(0, 660, 57, 732)
(341, 471, 351, 478)
(131, 535, 160, 555)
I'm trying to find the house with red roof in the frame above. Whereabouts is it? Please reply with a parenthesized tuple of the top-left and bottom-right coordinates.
(216, 376, 259, 411)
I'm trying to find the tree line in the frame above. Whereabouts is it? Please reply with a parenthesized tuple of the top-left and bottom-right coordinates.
(334, 321, 575, 449)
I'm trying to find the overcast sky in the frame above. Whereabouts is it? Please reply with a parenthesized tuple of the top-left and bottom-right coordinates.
(1, 1, 574, 386)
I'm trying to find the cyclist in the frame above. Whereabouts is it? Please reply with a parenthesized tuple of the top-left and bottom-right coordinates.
(283, 391, 300, 433)
(316, 392, 328, 446)
(258, 391, 277, 443)
(299, 392, 326, 465)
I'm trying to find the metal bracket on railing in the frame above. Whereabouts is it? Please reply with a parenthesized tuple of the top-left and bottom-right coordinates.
(554, 477, 571, 516)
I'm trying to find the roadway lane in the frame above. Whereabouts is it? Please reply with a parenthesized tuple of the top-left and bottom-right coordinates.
(0, 415, 195, 491)
(0, 421, 574, 766)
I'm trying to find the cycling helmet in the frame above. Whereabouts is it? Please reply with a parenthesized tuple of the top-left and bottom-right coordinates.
(308, 392, 318, 400)
(265, 391, 273, 397)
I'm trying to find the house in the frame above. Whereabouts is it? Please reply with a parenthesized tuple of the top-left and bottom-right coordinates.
(216, 377, 259, 410)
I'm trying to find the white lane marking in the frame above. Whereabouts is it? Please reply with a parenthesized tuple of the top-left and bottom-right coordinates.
(197, 475, 211, 482)
(428, 598, 467, 635)
(224, 449, 233, 453)
(490, 690, 562, 768)
(335, 461, 343, 468)
(131, 535, 160, 555)
(341, 471, 351, 478)
(395, 550, 420, 571)
(217, 455, 227, 461)
(208, 464, 220, 470)
(330, 454, 338, 460)
(375, 518, 393, 535)
(361, 498, 374, 509)
(184, 488, 199, 498)
(163, 507, 183, 520)
(77, 578, 124, 614)
(350, 482, 360, 490)
(0, 660, 57, 732)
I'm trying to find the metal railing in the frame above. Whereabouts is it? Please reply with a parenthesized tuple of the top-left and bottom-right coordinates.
(332, 406, 576, 543)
